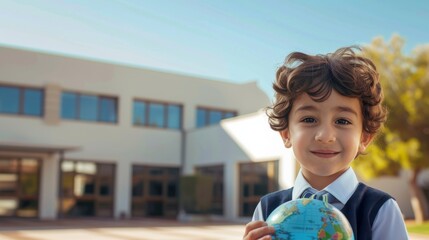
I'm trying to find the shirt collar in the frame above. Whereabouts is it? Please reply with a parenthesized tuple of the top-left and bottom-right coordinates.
(291, 167, 359, 204)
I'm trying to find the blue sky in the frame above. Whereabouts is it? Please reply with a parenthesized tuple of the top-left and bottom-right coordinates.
(0, 0, 428, 98)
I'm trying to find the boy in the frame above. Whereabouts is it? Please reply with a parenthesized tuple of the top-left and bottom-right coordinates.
(243, 47, 408, 240)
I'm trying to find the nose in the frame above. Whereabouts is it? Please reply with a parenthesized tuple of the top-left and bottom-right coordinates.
(315, 125, 336, 143)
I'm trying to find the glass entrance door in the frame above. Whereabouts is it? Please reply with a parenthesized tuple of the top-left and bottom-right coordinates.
(0, 158, 40, 218)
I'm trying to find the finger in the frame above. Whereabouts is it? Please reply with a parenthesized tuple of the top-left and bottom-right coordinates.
(243, 221, 267, 236)
(244, 222, 275, 240)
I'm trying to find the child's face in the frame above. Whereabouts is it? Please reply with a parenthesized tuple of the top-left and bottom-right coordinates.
(280, 90, 372, 180)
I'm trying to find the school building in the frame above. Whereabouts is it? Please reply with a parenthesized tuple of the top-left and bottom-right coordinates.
(0, 46, 427, 221)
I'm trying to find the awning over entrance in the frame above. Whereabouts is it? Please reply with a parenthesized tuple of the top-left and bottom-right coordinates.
(0, 142, 80, 153)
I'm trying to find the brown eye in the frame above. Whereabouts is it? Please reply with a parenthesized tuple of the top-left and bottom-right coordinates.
(336, 119, 351, 125)
(302, 118, 316, 123)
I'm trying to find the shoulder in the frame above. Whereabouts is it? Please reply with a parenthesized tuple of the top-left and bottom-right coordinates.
(358, 182, 393, 201)
(260, 187, 294, 220)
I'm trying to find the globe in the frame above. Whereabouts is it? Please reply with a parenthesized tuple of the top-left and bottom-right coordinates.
(266, 198, 354, 240)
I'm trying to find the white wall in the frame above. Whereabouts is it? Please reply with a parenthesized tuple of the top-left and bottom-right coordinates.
(0, 46, 270, 219)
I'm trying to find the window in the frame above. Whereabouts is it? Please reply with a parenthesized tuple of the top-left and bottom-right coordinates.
(131, 165, 180, 218)
(133, 99, 182, 129)
(196, 107, 236, 128)
(0, 85, 43, 117)
(60, 160, 115, 218)
(239, 160, 279, 217)
(61, 92, 117, 123)
(0, 158, 41, 218)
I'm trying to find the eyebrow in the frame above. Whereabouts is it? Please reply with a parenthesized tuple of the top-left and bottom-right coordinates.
(295, 105, 359, 117)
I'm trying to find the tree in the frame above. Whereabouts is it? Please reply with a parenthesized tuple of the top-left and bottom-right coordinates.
(353, 35, 429, 223)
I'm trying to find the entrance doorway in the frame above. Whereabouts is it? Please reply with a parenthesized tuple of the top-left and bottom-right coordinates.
(60, 160, 115, 217)
(0, 158, 40, 218)
(131, 165, 179, 218)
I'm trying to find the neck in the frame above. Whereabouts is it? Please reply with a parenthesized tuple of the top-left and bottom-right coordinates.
(301, 168, 348, 190)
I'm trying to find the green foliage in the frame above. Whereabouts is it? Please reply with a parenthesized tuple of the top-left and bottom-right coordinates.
(353, 35, 429, 179)
(406, 221, 429, 235)
(179, 174, 213, 214)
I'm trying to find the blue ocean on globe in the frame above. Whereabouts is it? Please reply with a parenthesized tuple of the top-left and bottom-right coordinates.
(266, 198, 354, 240)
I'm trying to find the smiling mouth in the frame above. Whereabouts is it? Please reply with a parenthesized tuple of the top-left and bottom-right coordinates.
(310, 151, 340, 158)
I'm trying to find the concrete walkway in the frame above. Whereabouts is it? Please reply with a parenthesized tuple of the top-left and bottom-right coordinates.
(0, 219, 426, 240)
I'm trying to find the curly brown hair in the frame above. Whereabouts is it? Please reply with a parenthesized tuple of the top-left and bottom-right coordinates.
(267, 46, 387, 135)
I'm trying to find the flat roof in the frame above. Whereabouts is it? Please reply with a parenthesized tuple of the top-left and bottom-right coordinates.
(0, 142, 80, 153)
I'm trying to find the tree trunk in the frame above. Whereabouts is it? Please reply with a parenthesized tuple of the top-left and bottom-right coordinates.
(409, 168, 428, 224)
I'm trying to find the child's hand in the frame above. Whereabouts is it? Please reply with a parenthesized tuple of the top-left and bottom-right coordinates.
(243, 220, 275, 240)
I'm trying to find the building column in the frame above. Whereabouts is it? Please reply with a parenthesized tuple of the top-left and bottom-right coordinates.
(44, 83, 61, 125)
(224, 160, 238, 221)
(114, 160, 131, 219)
(39, 152, 60, 219)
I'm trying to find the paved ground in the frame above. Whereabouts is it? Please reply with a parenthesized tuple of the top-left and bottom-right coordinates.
(0, 219, 427, 240)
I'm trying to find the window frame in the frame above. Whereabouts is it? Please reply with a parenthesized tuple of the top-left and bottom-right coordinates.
(238, 160, 279, 217)
(0, 84, 44, 117)
(131, 164, 180, 218)
(59, 159, 116, 218)
(61, 91, 118, 124)
(133, 98, 183, 130)
(196, 106, 237, 128)
(0, 157, 42, 218)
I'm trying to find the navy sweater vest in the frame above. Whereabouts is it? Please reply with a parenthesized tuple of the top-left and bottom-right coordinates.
(260, 183, 392, 240)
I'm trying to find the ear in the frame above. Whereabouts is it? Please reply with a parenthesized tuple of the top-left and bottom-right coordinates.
(359, 132, 374, 153)
(280, 129, 292, 148)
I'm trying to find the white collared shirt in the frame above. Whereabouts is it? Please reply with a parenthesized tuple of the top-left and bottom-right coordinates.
(252, 168, 409, 240)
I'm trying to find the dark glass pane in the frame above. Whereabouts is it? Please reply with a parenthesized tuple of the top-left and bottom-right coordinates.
(17, 199, 38, 217)
(196, 108, 206, 128)
(254, 183, 268, 196)
(149, 103, 164, 127)
(242, 203, 250, 217)
(243, 184, 249, 197)
(99, 97, 117, 123)
(209, 110, 222, 125)
(168, 168, 179, 176)
(133, 101, 146, 125)
(223, 111, 235, 119)
(61, 92, 77, 119)
(149, 181, 163, 196)
(73, 200, 95, 216)
(242, 202, 256, 217)
(0, 86, 19, 114)
(23, 89, 43, 116)
(132, 179, 144, 197)
(167, 105, 181, 129)
(167, 182, 177, 198)
(149, 168, 163, 176)
(147, 201, 163, 216)
(99, 182, 111, 196)
(79, 94, 98, 121)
